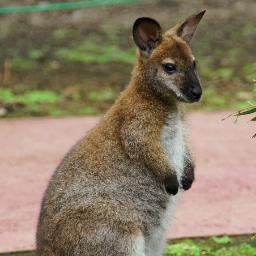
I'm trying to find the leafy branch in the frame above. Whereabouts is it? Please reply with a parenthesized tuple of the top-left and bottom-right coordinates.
(223, 79, 256, 138)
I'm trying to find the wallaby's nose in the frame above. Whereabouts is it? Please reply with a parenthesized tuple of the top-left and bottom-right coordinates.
(191, 86, 202, 100)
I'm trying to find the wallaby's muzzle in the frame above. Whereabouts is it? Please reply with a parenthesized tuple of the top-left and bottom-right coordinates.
(186, 84, 202, 102)
(181, 70, 202, 102)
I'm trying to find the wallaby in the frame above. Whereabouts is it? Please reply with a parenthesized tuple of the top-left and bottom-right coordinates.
(37, 10, 205, 256)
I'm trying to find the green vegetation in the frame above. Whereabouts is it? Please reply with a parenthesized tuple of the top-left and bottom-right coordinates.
(1, 81, 254, 118)
(0, 88, 63, 117)
(0, 253, 36, 256)
(0, 89, 61, 104)
(198, 87, 255, 111)
(1, 236, 255, 256)
(224, 80, 256, 137)
(0, 87, 116, 117)
(164, 235, 256, 256)
(0, 1, 255, 117)
(56, 40, 135, 65)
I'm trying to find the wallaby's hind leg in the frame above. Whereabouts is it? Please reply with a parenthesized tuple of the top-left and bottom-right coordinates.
(75, 228, 145, 256)
(46, 215, 145, 256)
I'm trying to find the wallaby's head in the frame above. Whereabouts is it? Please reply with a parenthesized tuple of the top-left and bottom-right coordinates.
(133, 11, 205, 103)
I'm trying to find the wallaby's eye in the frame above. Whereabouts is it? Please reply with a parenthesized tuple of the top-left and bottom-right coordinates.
(162, 63, 176, 74)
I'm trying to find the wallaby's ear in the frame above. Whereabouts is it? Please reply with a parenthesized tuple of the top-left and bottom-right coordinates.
(133, 17, 162, 56)
(175, 10, 206, 43)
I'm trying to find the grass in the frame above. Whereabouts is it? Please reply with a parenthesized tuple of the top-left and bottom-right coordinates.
(0, 37, 255, 117)
(0, 88, 64, 117)
(0, 89, 61, 104)
(1, 236, 255, 256)
(0, 253, 37, 256)
(55, 40, 136, 65)
(0, 1, 256, 117)
(0, 87, 108, 117)
(165, 235, 256, 256)
(0, 85, 254, 117)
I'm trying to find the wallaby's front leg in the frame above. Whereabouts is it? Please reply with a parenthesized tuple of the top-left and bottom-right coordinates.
(181, 154, 195, 190)
(121, 119, 179, 195)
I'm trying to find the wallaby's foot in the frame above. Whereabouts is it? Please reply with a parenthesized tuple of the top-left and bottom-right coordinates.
(181, 163, 195, 190)
(164, 174, 179, 195)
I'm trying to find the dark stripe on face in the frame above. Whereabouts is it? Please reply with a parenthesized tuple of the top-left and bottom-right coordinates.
(181, 69, 202, 102)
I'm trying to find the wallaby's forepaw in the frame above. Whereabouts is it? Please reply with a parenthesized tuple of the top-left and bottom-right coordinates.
(181, 162, 195, 190)
(181, 176, 194, 190)
(165, 174, 179, 195)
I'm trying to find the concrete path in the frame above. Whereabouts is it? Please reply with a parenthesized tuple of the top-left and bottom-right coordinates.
(0, 112, 255, 253)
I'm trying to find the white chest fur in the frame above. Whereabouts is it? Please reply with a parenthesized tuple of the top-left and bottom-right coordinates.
(161, 113, 187, 182)
(145, 195, 179, 256)
(145, 114, 187, 256)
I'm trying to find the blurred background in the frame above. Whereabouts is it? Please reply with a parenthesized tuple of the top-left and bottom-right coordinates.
(0, 0, 255, 118)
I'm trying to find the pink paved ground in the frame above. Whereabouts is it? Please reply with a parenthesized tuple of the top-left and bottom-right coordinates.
(0, 112, 255, 253)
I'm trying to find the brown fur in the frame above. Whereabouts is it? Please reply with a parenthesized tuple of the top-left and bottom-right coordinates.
(37, 11, 205, 256)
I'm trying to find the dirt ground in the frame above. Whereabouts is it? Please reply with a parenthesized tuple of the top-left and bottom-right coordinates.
(0, 112, 255, 253)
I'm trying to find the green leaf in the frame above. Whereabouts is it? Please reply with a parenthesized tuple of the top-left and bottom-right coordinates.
(165, 241, 201, 256)
(237, 107, 256, 116)
(212, 236, 233, 245)
(251, 117, 256, 121)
